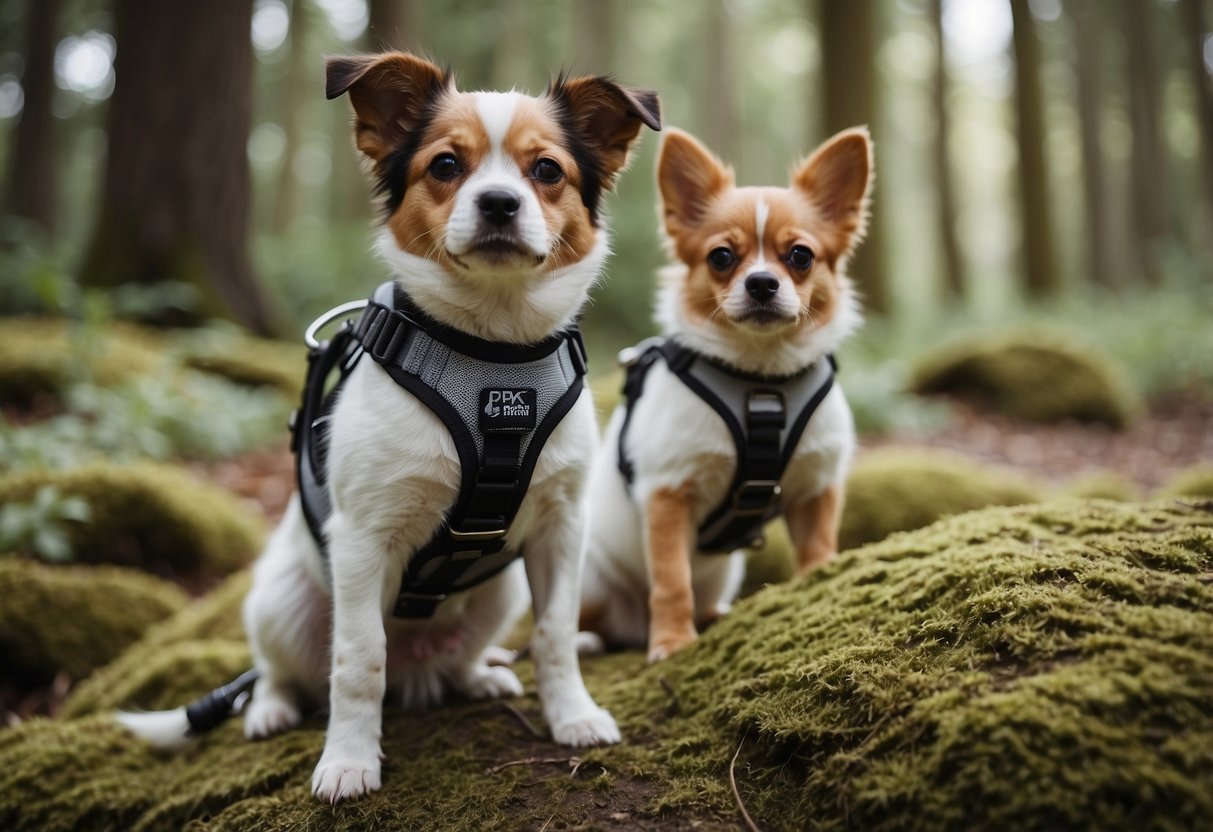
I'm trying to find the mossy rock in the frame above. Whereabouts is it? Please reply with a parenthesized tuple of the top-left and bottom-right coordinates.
(1063, 469, 1140, 501)
(839, 448, 1044, 549)
(0, 464, 264, 581)
(0, 559, 187, 686)
(909, 328, 1141, 427)
(3, 500, 1210, 830)
(177, 330, 306, 398)
(63, 571, 251, 717)
(0, 318, 164, 407)
(1155, 465, 1213, 500)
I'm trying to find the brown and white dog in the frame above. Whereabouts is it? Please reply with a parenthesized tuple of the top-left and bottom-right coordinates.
(119, 51, 660, 803)
(580, 126, 870, 661)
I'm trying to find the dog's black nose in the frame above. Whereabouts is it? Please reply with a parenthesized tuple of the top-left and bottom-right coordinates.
(745, 272, 780, 302)
(478, 190, 521, 226)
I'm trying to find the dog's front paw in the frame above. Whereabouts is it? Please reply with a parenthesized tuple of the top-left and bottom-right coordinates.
(457, 664, 523, 701)
(551, 706, 621, 747)
(647, 628, 697, 663)
(311, 756, 382, 804)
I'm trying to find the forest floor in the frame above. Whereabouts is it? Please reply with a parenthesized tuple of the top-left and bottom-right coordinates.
(194, 393, 1213, 528)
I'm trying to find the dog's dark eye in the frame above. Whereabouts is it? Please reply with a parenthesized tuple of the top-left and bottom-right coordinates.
(786, 245, 814, 271)
(429, 153, 462, 181)
(532, 158, 563, 184)
(708, 247, 736, 271)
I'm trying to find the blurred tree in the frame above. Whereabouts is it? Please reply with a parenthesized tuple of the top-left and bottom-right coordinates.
(706, 0, 737, 163)
(273, 0, 311, 234)
(1071, 0, 1116, 287)
(367, 0, 420, 52)
(1123, 0, 1168, 284)
(1009, 0, 1061, 296)
(573, 0, 616, 73)
(928, 0, 965, 300)
(493, 0, 532, 89)
(3, 0, 59, 233)
(79, 0, 274, 333)
(819, 0, 888, 314)
(1180, 0, 1213, 240)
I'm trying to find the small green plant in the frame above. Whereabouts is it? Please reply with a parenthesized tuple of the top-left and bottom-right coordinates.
(0, 485, 91, 563)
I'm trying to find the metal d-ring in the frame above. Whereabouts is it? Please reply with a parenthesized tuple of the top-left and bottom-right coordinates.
(304, 299, 368, 350)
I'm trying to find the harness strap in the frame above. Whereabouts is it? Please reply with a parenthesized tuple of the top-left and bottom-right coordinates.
(351, 286, 587, 618)
(616, 338, 836, 553)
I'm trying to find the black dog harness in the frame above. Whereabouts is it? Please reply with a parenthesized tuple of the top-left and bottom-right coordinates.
(616, 337, 836, 553)
(291, 280, 588, 618)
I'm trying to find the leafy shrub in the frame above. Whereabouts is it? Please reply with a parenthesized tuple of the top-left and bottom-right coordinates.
(0, 486, 90, 563)
(0, 464, 263, 580)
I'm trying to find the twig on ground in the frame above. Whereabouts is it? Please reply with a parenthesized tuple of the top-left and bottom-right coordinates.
(487, 755, 579, 774)
(730, 730, 760, 832)
(1175, 498, 1213, 513)
(499, 701, 545, 738)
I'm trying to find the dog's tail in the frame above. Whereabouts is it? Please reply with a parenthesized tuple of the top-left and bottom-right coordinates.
(116, 668, 260, 749)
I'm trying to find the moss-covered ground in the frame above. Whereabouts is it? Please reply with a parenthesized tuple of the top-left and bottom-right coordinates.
(0, 559, 187, 686)
(910, 328, 1141, 427)
(0, 464, 264, 581)
(2, 500, 1211, 830)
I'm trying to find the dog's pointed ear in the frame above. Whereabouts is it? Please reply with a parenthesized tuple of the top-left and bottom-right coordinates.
(326, 52, 450, 162)
(793, 126, 873, 250)
(548, 75, 661, 187)
(657, 128, 733, 237)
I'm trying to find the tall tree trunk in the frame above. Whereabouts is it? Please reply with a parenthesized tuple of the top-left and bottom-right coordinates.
(79, 0, 273, 333)
(367, 0, 419, 52)
(929, 0, 966, 300)
(573, 0, 616, 73)
(3, 0, 59, 233)
(492, 0, 531, 89)
(705, 0, 737, 163)
(1180, 0, 1213, 245)
(273, 0, 310, 234)
(819, 0, 888, 313)
(1009, 0, 1062, 297)
(1072, 0, 1116, 287)
(1123, 0, 1168, 284)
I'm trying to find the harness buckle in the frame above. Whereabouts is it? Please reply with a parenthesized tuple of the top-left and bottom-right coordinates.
(449, 526, 508, 542)
(617, 336, 664, 368)
(731, 480, 782, 516)
(395, 590, 448, 604)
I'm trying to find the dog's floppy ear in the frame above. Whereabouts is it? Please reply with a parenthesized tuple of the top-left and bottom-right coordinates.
(793, 126, 873, 251)
(548, 75, 661, 186)
(657, 128, 733, 237)
(326, 51, 450, 162)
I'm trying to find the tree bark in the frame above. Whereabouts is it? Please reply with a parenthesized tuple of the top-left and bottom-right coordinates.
(1123, 0, 1168, 284)
(819, 0, 888, 313)
(929, 0, 966, 300)
(4, 0, 59, 233)
(1009, 0, 1062, 297)
(272, 0, 310, 234)
(705, 0, 737, 163)
(79, 0, 274, 333)
(367, 0, 419, 52)
(1180, 0, 1213, 241)
(1071, 0, 1116, 287)
(573, 0, 616, 73)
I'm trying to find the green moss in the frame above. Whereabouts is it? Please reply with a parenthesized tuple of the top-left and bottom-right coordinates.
(910, 328, 1141, 427)
(1063, 470, 1140, 502)
(1155, 466, 1213, 500)
(63, 571, 251, 717)
(0, 559, 186, 685)
(839, 448, 1044, 549)
(0, 464, 263, 580)
(741, 520, 794, 597)
(6, 501, 1210, 830)
(177, 330, 306, 398)
(0, 318, 163, 407)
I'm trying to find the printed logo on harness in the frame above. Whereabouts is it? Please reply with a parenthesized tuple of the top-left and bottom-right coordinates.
(480, 388, 537, 430)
